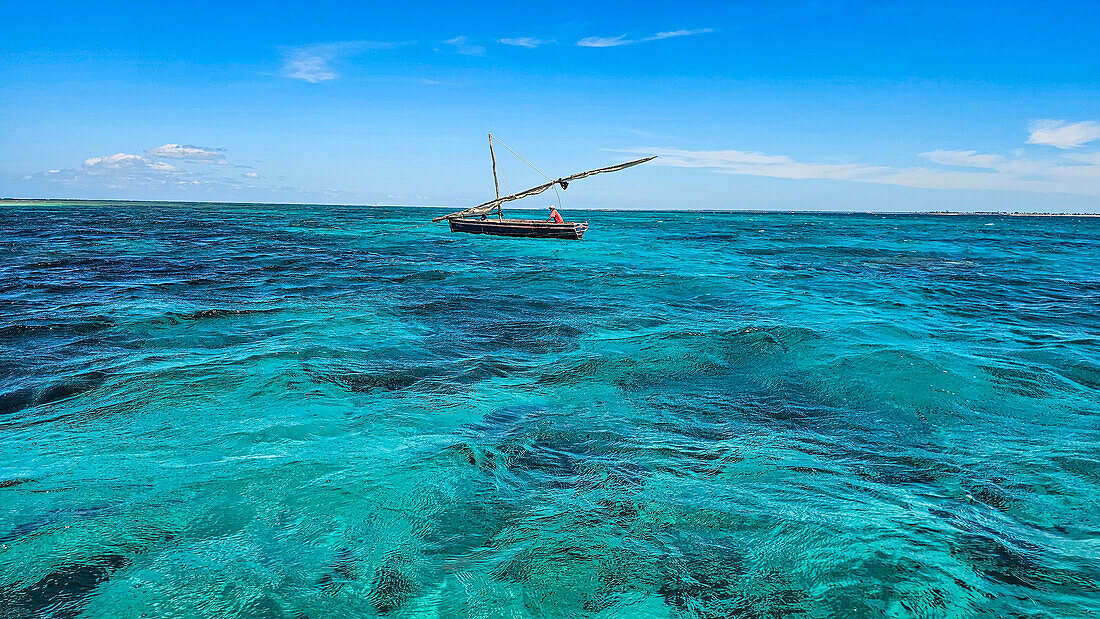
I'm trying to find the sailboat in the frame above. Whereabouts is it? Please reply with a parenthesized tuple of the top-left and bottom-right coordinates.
(431, 135, 655, 240)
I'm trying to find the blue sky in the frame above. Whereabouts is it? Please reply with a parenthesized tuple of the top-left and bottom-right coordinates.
(2, 0, 1099, 212)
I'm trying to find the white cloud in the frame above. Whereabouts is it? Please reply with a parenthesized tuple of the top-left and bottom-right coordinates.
(28, 145, 267, 192)
(21, 144, 381, 203)
(499, 37, 552, 48)
(83, 153, 179, 173)
(147, 143, 226, 162)
(443, 36, 485, 56)
(1027, 120, 1100, 149)
(615, 142, 1100, 196)
(577, 28, 713, 47)
(280, 41, 408, 82)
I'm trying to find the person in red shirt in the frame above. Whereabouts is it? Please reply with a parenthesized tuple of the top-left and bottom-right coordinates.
(547, 206, 565, 224)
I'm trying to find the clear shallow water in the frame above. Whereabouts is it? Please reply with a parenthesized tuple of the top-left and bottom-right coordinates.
(1, 202, 1098, 618)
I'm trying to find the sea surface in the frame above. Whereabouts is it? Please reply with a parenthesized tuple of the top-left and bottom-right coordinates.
(1, 201, 1098, 618)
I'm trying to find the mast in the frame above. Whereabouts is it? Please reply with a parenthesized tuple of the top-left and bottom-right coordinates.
(489, 134, 500, 200)
(432, 155, 656, 223)
(488, 134, 502, 220)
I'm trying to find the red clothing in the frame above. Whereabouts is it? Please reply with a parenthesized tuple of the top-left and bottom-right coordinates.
(550, 210, 564, 224)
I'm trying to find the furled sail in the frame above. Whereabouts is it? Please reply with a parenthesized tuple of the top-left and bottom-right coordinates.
(431, 155, 656, 222)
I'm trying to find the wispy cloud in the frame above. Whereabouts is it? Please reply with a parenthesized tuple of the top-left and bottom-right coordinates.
(576, 35, 629, 48)
(622, 148, 883, 180)
(280, 41, 408, 82)
(921, 149, 1002, 169)
(1027, 120, 1100, 149)
(443, 36, 485, 56)
(623, 128, 676, 140)
(613, 121, 1100, 196)
(499, 36, 553, 48)
(577, 28, 713, 48)
(146, 143, 226, 163)
(281, 43, 344, 83)
(651, 29, 714, 40)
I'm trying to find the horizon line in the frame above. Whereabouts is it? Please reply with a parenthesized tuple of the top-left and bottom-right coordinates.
(2, 197, 1098, 217)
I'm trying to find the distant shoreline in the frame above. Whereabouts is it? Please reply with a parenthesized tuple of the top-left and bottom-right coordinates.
(2, 198, 1098, 217)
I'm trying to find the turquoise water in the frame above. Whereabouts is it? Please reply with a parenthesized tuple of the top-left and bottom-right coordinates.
(2, 202, 1098, 618)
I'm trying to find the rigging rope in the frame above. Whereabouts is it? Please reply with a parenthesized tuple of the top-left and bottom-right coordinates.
(489, 136, 554, 183)
(491, 135, 563, 213)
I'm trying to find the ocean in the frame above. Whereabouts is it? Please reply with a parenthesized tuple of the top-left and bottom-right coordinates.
(1, 201, 1098, 618)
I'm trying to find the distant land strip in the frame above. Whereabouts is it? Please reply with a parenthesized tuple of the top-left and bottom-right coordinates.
(2, 198, 1098, 216)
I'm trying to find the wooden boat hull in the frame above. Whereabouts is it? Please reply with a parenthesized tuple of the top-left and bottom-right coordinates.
(448, 217, 589, 240)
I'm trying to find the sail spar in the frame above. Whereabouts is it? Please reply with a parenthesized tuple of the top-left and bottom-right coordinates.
(431, 155, 657, 223)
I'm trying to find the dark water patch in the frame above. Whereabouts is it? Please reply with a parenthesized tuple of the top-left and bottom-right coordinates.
(441, 441, 486, 467)
(0, 387, 35, 417)
(0, 553, 129, 619)
(978, 363, 1062, 398)
(321, 366, 439, 393)
(926, 504, 1086, 592)
(0, 520, 53, 544)
(610, 325, 824, 390)
(855, 456, 940, 487)
(460, 408, 585, 486)
(638, 389, 818, 436)
(640, 389, 951, 488)
(314, 357, 526, 395)
(36, 371, 108, 407)
(470, 405, 545, 439)
(643, 442, 739, 478)
(614, 359, 729, 392)
(955, 529, 1047, 589)
(0, 504, 117, 544)
(536, 355, 618, 385)
(403, 292, 565, 325)
(0, 371, 107, 416)
(861, 256, 979, 275)
(445, 406, 646, 502)
(184, 307, 281, 320)
(424, 498, 510, 558)
(491, 549, 537, 584)
(0, 316, 115, 340)
(421, 317, 583, 358)
(317, 548, 357, 592)
(961, 477, 1029, 513)
(459, 357, 531, 382)
(657, 535, 749, 619)
(503, 441, 583, 488)
(394, 269, 449, 283)
(1050, 453, 1100, 484)
(0, 477, 35, 489)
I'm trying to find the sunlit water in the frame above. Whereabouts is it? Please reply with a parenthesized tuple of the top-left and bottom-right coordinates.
(1, 202, 1098, 618)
